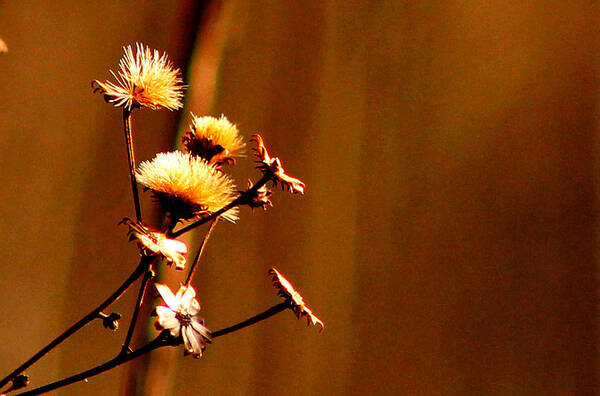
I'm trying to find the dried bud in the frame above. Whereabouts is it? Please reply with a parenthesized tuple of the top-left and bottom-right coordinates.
(241, 180, 273, 210)
(100, 312, 122, 331)
(12, 374, 30, 390)
(252, 135, 305, 194)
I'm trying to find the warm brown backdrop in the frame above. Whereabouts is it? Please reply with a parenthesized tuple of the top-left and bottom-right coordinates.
(0, 1, 598, 395)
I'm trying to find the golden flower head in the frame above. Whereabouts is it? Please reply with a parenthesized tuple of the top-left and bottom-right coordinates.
(252, 135, 305, 194)
(120, 218, 188, 270)
(136, 151, 238, 222)
(182, 114, 245, 166)
(268, 268, 324, 332)
(154, 283, 211, 358)
(0, 38, 7, 53)
(92, 43, 184, 111)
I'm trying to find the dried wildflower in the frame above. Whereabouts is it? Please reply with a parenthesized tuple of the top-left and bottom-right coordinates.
(182, 114, 245, 166)
(268, 268, 324, 332)
(252, 135, 305, 194)
(240, 180, 272, 210)
(136, 151, 238, 222)
(0, 38, 7, 53)
(154, 283, 211, 358)
(120, 218, 188, 270)
(92, 43, 184, 110)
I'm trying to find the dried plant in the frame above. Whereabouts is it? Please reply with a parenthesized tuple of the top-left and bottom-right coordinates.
(0, 44, 322, 395)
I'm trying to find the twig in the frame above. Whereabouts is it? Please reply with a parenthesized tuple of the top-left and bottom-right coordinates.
(212, 302, 289, 338)
(0, 256, 153, 389)
(123, 108, 143, 222)
(185, 218, 218, 286)
(120, 267, 153, 355)
(172, 174, 270, 238)
(16, 332, 174, 396)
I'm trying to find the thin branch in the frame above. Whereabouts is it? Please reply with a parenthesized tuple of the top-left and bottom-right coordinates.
(172, 174, 270, 238)
(0, 256, 153, 389)
(211, 302, 289, 338)
(16, 332, 173, 396)
(120, 267, 153, 355)
(185, 218, 218, 286)
(123, 108, 143, 222)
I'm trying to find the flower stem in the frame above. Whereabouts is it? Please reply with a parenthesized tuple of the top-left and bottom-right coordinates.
(120, 267, 153, 355)
(211, 302, 289, 338)
(123, 108, 143, 222)
(16, 332, 173, 396)
(172, 174, 270, 238)
(0, 256, 152, 390)
(185, 218, 218, 286)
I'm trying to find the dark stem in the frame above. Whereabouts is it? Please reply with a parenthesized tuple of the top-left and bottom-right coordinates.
(123, 108, 143, 222)
(0, 256, 152, 390)
(185, 218, 218, 285)
(212, 302, 289, 338)
(120, 267, 153, 355)
(16, 333, 172, 396)
(172, 174, 270, 238)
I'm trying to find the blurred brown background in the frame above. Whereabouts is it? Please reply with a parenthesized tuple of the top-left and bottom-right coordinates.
(0, 1, 598, 395)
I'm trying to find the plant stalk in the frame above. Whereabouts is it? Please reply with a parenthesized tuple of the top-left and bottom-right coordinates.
(0, 256, 152, 389)
(16, 333, 172, 396)
(123, 108, 143, 222)
(212, 302, 289, 338)
(172, 175, 270, 238)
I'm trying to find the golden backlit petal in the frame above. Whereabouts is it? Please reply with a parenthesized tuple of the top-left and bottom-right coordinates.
(0, 38, 8, 53)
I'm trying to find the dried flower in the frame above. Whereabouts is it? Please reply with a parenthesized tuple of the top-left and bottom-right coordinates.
(241, 180, 272, 210)
(252, 135, 305, 194)
(120, 218, 188, 270)
(154, 283, 211, 358)
(136, 151, 238, 222)
(92, 43, 184, 110)
(0, 38, 7, 53)
(182, 114, 245, 166)
(268, 268, 324, 332)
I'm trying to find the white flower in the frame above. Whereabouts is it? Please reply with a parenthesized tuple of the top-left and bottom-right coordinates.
(155, 283, 211, 358)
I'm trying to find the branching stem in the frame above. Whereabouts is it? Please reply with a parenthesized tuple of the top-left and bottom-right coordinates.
(123, 108, 142, 222)
(0, 256, 153, 389)
(172, 174, 270, 237)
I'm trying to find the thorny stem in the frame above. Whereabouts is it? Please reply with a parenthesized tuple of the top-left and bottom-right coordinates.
(0, 256, 153, 390)
(123, 108, 143, 222)
(211, 302, 289, 338)
(16, 332, 174, 396)
(172, 174, 270, 238)
(185, 218, 218, 286)
(120, 267, 153, 355)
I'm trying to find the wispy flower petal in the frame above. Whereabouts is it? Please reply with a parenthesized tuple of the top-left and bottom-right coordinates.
(182, 114, 245, 166)
(136, 151, 238, 222)
(92, 43, 184, 110)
